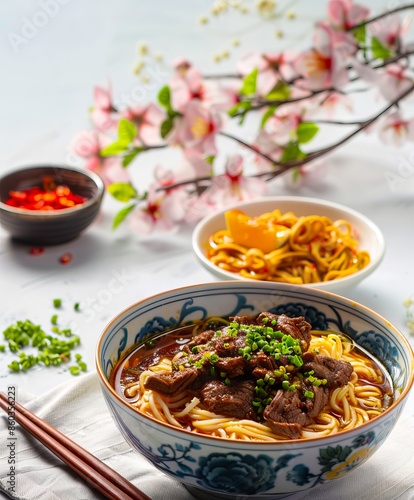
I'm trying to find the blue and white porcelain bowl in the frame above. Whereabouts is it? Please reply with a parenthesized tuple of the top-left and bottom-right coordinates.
(96, 282, 414, 499)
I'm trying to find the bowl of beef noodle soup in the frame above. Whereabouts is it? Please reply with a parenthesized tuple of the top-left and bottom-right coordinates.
(96, 282, 414, 499)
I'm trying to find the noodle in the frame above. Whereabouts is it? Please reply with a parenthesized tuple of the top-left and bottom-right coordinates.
(206, 209, 370, 283)
(120, 329, 391, 442)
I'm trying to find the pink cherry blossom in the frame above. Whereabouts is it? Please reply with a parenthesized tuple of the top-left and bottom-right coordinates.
(327, 0, 369, 30)
(186, 155, 267, 222)
(122, 103, 165, 145)
(202, 79, 241, 112)
(252, 102, 311, 170)
(313, 91, 353, 118)
(353, 59, 414, 102)
(170, 60, 237, 112)
(91, 85, 117, 132)
(378, 110, 414, 145)
(253, 128, 284, 172)
(170, 63, 204, 112)
(295, 23, 349, 90)
(185, 151, 214, 177)
(378, 64, 414, 101)
(237, 51, 297, 96)
(266, 113, 302, 146)
(166, 100, 221, 156)
(130, 167, 189, 234)
(369, 13, 407, 51)
(70, 130, 129, 186)
(173, 58, 192, 75)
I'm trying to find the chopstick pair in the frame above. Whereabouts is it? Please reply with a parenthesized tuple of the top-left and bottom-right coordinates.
(0, 392, 151, 500)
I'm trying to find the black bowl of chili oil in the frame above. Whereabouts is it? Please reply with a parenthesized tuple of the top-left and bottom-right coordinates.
(0, 164, 105, 245)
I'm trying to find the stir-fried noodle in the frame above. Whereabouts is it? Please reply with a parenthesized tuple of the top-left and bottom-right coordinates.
(206, 210, 370, 283)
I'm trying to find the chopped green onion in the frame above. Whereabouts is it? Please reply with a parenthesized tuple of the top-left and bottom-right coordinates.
(210, 354, 219, 363)
(2, 318, 83, 374)
(69, 365, 80, 375)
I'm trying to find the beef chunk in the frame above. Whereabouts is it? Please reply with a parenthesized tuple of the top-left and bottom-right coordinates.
(214, 356, 246, 378)
(144, 367, 198, 394)
(263, 389, 309, 439)
(201, 379, 256, 420)
(187, 365, 214, 392)
(247, 352, 278, 380)
(303, 385, 329, 418)
(230, 315, 257, 326)
(213, 331, 246, 357)
(302, 352, 353, 388)
(258, 313, 312, 352)
(249, 352, 276, 371)
(183, 330, 215, 353)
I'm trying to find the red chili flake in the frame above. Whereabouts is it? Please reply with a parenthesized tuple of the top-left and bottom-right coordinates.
(5, 177, 86, 211)
(59, 252, 73, 265)
(29, 247, 45, 255)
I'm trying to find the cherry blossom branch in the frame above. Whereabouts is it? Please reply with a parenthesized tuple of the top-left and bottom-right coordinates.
(351, 2, 414, 30)
(288, 82, 414, 165)
(74, 0, 414, 233)
(155, 81, 414, 193)
(235, 48, 414, 117)
(203, 2, 414, 84)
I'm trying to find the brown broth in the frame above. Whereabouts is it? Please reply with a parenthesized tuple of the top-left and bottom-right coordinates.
(111, 325, 196, 403)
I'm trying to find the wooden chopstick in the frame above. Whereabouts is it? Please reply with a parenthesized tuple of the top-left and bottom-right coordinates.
(0, 392, 151, 500)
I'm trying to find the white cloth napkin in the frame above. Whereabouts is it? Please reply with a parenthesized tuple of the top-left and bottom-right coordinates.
(1, 372, 413, 500)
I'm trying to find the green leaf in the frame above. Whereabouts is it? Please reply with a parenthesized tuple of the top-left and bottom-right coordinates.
(204, 155, 215, 165)
(100, 141, 129, 157)
(240, 68, 258, 96)
(158, 85, 171, 108)
(297, 122, 319, 144)
(352, 23, 366, 46)
(107, 182, 137, 202)
(160, 117, 174, 139)
(228, 101, 252, 124)
(122, 152, 137, 167)
(260, 105, 277, 129)
(101, 119, 137, 157)
(118, 118, 137, 144)
(281, 143, 307, 163)
(371, 37, 394, 60)
(112, 204, 136, 230)
(265, 80, 291, 101)
(121, 147, 145, 167)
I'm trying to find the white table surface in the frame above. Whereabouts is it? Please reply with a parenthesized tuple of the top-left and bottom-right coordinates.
(1, 0, 414, 497)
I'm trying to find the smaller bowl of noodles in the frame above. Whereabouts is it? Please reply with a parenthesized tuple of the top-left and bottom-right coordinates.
(192, 196, 385, 294)
(96, 281, 414, 500)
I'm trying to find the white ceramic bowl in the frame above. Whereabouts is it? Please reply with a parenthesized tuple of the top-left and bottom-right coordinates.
(96, 281, 413, 500)
(192, 196, 385, 294)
